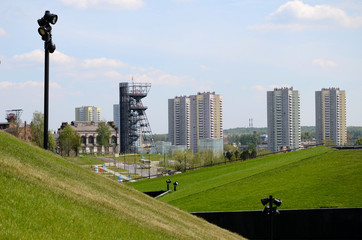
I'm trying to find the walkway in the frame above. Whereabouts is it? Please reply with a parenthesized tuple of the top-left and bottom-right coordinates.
(97, 157, 159, 180)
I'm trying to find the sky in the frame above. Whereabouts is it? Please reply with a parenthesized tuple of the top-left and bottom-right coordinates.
(1, 0, 362, 134)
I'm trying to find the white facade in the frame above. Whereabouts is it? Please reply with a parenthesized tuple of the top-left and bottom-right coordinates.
(315, 88, 347, 146)
(168, 96, 191, 149)
(75, 106, 101, 122)
(169, 92, 223, 154)
(267, 87, 301, 152)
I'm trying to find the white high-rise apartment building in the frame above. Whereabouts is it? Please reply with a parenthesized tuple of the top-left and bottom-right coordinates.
(113, 104, 120, 134)
(315, 88, 346, 146)
(168, 92, 223, 153)
(267, 87, 301, 152)
(75, 106, 101, 122)
(168, 96, 191, 149)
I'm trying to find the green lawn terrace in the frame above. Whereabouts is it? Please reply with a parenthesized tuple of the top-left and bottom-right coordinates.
(0, 131, 243, 240)
(128, 146, 362, 212)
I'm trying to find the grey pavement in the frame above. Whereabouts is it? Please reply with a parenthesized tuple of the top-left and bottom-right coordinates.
(97, 157, 160, 180)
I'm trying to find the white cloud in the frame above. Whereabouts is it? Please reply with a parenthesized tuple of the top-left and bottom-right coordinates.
(82, 57, 127, 69)
(252, 85, 267, 92)
(13, 49, 44, 62)
(13, 49, 76, 65)
(252, 85, 294, 92)
(60, 0, 145, 10)
(0, 81, 61, 90)
(8, 50, 193, 88)
(247, 23, 306, 31)
(270, 0, 362, 28)
(53, 51, 77, 65)
(312, 58, 337, 67)
(127, 70, 195, 86)
(0, 28, 6, 37)
(104, 70, 124, 79)
(103, 68, 195, 87)
(200, 64, 209, 71)
(249, 0, 362, 31)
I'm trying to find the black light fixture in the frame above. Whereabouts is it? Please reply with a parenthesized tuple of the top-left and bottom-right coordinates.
(37, 10, 58, 150)
(261, 195, 282, 239)
(173, 181, 178, 191)
(166, 179, 171, 191)
(261, 195, 282, 215)
(38, 10, 57, 53)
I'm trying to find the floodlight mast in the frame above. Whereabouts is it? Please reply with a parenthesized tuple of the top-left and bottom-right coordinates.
(37, 10, 57, 150)
(261, 195, 282, 240)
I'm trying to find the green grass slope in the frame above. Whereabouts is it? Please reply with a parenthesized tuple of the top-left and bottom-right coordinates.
(128, 146, 362, 212)
(0, 131, 243, 240)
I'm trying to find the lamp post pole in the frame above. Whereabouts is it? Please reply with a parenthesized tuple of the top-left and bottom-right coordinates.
(148, 152, 151, 179)
(43, 46, 49, 149)
(37, 10, 57, 150)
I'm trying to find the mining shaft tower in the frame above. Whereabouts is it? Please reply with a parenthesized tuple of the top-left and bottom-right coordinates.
(119, 82, 157, 154)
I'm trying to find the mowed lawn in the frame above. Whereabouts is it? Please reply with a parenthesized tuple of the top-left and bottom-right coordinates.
(128, 146, 362, 212)
(0, 131, 243, 240)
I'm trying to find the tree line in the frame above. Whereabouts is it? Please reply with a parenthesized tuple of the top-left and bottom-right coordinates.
(5, 111, 113, 156)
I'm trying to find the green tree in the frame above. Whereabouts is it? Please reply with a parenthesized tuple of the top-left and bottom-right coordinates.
(225, 151, 233, 161)
(301, 132, 315, 140)
(224, 144, 236, 152)
(323, 139, 336, 146)
(30, 111, 44, 148)
(184, 149, 193, 170)
(234, 149, 240, 159)
(48, 130, 56, 152)
(355, 138, 362, 145)
(250, 148, 257, 158)
(30, 112, 55, 150)
(241, 149, 250, 160)
(5, 117, 22, 137)
(96, 122, 111, 147)
(59, 125, 80, 156)
(153, 134, 168, 142)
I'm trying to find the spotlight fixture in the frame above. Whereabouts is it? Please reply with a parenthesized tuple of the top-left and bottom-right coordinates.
(261, 195, 282, 209)
(261, 195, 282, 240)
(44, 11, 58, 25)
(46, 40, 56, 53)
(272, 198, 282, 207)
(166, 179, 171, 191)
(173, 181, 178, 191)
(37, 10, 57, 53)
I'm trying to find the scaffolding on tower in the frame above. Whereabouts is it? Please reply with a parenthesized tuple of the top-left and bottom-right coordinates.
(5, 109, 23, 122)
(119, 81, 158, 154)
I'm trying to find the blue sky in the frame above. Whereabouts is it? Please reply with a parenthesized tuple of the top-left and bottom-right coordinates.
(1, 0, 361, 134)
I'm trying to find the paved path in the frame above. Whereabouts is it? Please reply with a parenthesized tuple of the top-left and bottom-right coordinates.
(97, 157, 159, 180)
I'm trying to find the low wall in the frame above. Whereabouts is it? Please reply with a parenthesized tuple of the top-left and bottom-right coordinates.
(192, 208, 362, 239)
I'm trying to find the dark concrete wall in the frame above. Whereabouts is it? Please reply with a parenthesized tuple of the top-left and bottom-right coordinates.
(192, 208, 362, 239)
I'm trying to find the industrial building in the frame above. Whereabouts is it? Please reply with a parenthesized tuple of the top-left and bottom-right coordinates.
(115, 82, 156, 154)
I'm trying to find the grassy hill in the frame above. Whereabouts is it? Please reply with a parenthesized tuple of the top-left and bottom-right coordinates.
(0, 131, 243, 240)
(128, 146, 362, 212)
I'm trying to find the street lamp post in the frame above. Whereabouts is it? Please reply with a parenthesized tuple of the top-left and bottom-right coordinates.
(148, 151, 151, 179)
(37, 10, 58, 150)
(173, 181, 178, 191)
(166, 179, 171, 191)
(261, 195, 282, 240)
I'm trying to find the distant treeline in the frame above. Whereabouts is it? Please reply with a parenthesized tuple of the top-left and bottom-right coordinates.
(154, 126, 362, 142)
(224, 126, 362, 139)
